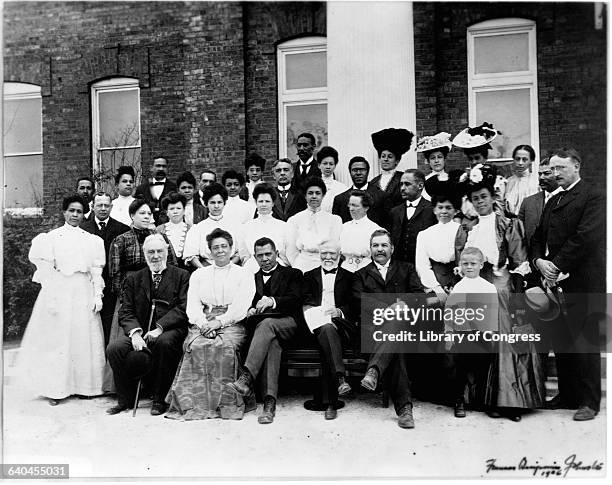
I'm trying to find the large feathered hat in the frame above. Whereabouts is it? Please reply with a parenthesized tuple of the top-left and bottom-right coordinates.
(452, 122, 500, 149)
(371, 128, 415, 158)
(416, 132, 453, 154)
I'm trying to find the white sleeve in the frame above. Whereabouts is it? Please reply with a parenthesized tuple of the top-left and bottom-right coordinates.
(415, 232, 441, 291)
(216, 268, 256, 327)
(186, 270, 206, 326)
(183, 224, 200, 263)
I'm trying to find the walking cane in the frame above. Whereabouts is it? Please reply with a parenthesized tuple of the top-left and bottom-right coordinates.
(132, 298, 168, 417)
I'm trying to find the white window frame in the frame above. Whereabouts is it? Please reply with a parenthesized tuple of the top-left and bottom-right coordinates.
(91, 77, 141, 174)
(277, 36, 327, 159)
(3, 82, 43, 216)
(467, 18, 539, 163)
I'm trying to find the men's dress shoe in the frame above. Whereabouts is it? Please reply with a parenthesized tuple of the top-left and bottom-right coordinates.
(360, 368, 379, 392)
(338, 376, 352, 396)
(48, 398, 60, 406)
(304, 399, 345, 411)
(573, 406, 598, 421)
(106, 404, 130, 415)
(397, 404, 415, 429)
(226, 370, 252, 397)
(244, 391, 257, 413)
(258, 396, 276, 424)
(150, 402, 168, 416)
(545, 394, 578, 410)
(507, 414, 522, 422)
(454, 400, 466, 418)
(324, 405, 337, 420)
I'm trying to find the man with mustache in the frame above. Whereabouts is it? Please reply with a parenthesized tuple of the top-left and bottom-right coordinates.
(353, 229, 427, 429)
(293, 132, 321, 189)
(135, 156, 177, 225)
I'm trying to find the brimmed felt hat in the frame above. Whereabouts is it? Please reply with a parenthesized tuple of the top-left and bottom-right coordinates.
(524, 286, 561, 322)
(371, 128, 414, 158)
(452, 122, 500, 149)
(125, 347, 152, 380)
(416, 132, 453, 153)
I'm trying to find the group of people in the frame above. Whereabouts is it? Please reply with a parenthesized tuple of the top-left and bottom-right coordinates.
(17, 124, 605, 429)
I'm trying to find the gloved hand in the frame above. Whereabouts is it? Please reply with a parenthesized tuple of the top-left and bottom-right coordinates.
(92, 296, 103, 313)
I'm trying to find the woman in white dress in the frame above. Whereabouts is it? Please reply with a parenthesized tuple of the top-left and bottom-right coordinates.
(505, 144, 540, 216)
(110, 166, 136, 226)
(317, 146, 348, 213)
(183, 183, 243, 268)
(339, 190, 382, 273)
(18, 194, 106, 405)
(157, 192, 189, 270)
(286, 177, 342, 273)
(239, 183, 289, 273)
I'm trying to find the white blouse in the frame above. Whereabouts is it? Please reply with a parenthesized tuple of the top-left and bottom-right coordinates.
(286, 208, 342, 273)
(321, 177, 348, 213)
(183, 215, 244, 265)
(378, 170, 395, 191)
(465, 212, 499, 268)
(164, 221, 188, 258)
(186, 263, 255, 327)
(415, 220, 460, 290)
(238, 213, 289, 273)
(339, 217, 382, 273)
(224, 196, 255, 225)
(505, 174, 539, 216)
(110, 195, 135, 226)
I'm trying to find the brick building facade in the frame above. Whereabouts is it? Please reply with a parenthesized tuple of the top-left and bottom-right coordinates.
(2, 1, 607, 340)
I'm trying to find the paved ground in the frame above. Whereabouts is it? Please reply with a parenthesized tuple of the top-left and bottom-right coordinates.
(2, 372, 607, 481)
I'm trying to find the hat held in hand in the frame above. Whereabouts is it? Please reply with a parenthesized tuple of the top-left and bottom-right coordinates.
(524, 286, 561, 322)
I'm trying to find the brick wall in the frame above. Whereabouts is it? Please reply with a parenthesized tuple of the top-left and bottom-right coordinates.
(413, 2, 607, 185)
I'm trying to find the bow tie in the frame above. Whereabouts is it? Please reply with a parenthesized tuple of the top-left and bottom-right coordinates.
(262, 269, 276, 277)
(151, 181, 165, 186)
(322, 267, 337, 275)
(407, 202, 417, 208)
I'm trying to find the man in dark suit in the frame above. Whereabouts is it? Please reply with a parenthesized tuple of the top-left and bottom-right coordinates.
(389, 169, 436, 264)
(518, 157, 561, 247)
(106, 234, 190, 416)
(353, 229, 427, 429)
(271, 158, 307, 221)
(76, 176, 95, 219)
(227, 237, 303, 424)
(293, 132, 321, 189)
(80, 192, 130, 345)
(302, 242, 355, 419)
(135, 156, 177, 224)
(332, 156, 389, 229)
(531, 147, 605, 421)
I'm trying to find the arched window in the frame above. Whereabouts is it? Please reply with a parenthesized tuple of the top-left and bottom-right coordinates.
(3, 82, 43, 214)
(91, 77, 141, 190)
(467, 18, 539, 162)
(277, 36, 327, 160)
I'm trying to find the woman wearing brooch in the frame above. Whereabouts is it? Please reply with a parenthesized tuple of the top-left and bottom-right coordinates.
(166, 228, 256, 420)
(505, 144, 540, 216)
(157, 192, 189, 270)
(370, 127, 414, 209)
(455, 163, 545, 421)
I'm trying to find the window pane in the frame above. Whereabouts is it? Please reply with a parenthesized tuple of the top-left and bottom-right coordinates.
(286, 51, 327, 90)
(3, 97, 42, 153)
(474, 33, 529, 74)
(4, 154, 43, 208)
(286, 104, 327, 160)
(98, 89, 140, 148)
(475, 88, 531, 159)
(96, 147, 142, 189)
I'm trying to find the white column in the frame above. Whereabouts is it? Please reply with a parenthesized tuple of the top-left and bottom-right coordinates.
(327, 1, 417, 185)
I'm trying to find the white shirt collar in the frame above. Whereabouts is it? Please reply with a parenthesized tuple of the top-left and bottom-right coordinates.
(563, 178, 581, 192)
(300, 156, 314, 167)
(94, 216, 109, 225)
(278, 183, 292, 192)
(406, 196, 422, 207)
(352, 182, 368, 190)
(374, 260, 390, 271)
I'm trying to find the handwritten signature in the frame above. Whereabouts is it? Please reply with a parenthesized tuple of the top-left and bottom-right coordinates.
(485, 455, 604, 478)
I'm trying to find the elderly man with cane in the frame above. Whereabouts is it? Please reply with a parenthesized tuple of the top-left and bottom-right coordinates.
(106, 234, 190, 416)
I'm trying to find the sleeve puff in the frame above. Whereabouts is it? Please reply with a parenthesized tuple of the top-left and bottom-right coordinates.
(29, 232, 55, 285)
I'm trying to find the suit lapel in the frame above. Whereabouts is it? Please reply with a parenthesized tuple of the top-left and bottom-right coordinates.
(314, 269, 324, 306)
(155, 267, 173, 301)
(552, 186, 579, 212)
(411, 199, 426, 221)
(255, 271, 264, 297)
(385, 262, 398, 289)
(285, 190, 295, 215)
(143, 268, 152, 302)
(367, 263, 385, 288)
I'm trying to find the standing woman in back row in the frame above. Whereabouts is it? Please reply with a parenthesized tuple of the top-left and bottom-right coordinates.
(18, 194, 106, 405)
(504, 144, 539, 216)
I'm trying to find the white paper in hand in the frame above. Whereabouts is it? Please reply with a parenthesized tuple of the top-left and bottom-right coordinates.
(304, 306, 332, 333)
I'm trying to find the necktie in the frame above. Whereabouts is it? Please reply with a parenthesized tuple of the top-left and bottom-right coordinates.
(99, 221, 106, 231)
(153, 273, 162, 290)
(302, 164, 310, 176)
(322, 268, 337, 275)
(555, 191, 566, 206)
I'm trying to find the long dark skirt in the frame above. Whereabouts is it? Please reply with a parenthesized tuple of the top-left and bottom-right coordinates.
(165, 325, 251, 420)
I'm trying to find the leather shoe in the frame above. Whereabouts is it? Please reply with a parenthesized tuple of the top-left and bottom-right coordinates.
(545, 394, 578, 410)
(486, 408, 502, 418)
(48, 398, 60, 406)
(397, 404, 415, 429)
(454, 399, 466, 418)
(360, 367, 378, 392)
(150, 402, 168, 416)
(324, 405, 337, 420)
(304, 400, 345, 411)
(227, 369, 253, 397)
(338, 376, 352, 396)
(573, 406, 598, 421)
(258, 396, 276, 424)
(106, 403, 131, 415)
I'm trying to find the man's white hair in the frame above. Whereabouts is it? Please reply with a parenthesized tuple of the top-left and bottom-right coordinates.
(143, 233, 169, 250)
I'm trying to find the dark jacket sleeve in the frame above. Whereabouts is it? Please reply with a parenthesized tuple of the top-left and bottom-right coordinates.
(301, 270, 319, 308)
(118, 273, 142, 336)
(156, 269, 189, 331)
(274, 269, 304, 314)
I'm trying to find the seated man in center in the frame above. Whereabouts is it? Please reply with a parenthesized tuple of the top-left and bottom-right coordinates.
(302, 241, 356, 420)
(227, 237, 304, 424)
